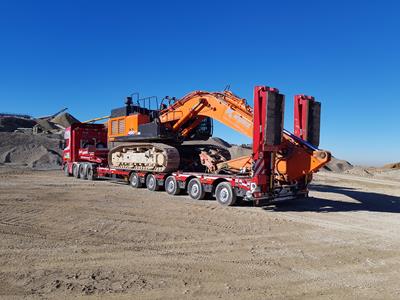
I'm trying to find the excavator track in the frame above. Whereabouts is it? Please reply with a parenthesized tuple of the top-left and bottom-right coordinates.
(108, 142, 232, 174)
(108, 143, 180, 172)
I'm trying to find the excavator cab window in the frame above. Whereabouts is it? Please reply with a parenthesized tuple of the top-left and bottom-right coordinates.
(185, 117, 213, 140)
(160, 96, 177, 111)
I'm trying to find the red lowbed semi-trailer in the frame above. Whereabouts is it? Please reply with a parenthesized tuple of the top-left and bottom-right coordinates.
(63, 86, 330, 206)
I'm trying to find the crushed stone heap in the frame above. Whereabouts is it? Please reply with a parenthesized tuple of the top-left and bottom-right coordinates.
(0, 132, 63, 170)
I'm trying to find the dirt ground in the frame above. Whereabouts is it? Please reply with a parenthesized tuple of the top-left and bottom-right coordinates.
(1, 168, 400, 299)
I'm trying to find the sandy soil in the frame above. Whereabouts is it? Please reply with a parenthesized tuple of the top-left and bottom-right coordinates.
(1, 167, 400, 299)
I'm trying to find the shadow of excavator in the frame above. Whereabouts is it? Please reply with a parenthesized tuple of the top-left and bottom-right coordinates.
(262, 184, 400, 213)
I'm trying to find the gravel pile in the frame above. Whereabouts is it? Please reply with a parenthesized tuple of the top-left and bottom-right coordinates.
(51, 112, 80, 128)
(229, 145, 252, 158)
(0, 132, 63, 170)
(0, 112, 81, 170)
(323, 157, 353, 172)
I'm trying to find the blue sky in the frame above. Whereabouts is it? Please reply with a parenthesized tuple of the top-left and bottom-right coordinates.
(0, 0, 399, 166)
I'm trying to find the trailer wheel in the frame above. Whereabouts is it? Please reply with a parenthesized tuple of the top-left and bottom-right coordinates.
(187, 178, 206, 200)
(165, 176, 180, 195)
(86, 164, 96, 181)
(129, 172, 143, 188)
(215, 182, 236, 206)
(72, 164, 80, 178)
(146, 174, 160, 191)
(63, 164, 71, 177)
(79, 164, 87, 180)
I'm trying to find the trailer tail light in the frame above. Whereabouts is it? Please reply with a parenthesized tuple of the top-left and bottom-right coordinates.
(253, 192, 263, 198)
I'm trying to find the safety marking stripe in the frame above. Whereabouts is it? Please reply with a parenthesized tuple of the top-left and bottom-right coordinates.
(254, 159, 264, 175)
(254, 159, 262, 170)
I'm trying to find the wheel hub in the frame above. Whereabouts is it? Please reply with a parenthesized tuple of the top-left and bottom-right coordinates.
(191, 184, 199, 196)
(148, 177, 155, 188)
(167, 181, 174, 192)
(220, 188, 229, 203)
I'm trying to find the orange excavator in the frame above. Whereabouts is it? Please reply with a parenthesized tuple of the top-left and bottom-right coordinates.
(106, 87, 330, 185)
(64, 85, 330, 205)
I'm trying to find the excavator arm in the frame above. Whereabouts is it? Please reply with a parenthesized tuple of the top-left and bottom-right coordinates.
(159, 89, 330, 183)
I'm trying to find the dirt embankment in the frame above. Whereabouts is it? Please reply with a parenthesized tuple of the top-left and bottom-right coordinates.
(383, 162, 400, 170)
(323, 156, 400, 179)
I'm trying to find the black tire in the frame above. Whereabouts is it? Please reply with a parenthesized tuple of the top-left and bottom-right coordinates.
(146, 174, 159, 191)
(215, 182, 237, 206)
(129, 172, 143, 188)
(86, 164, 96, 181)
(165, 176, 180, 195)
(72, 164, 80, 178)
(63, 164, 71, 177)
(187, 178, 206, 200)
(79, 164, 87, 180)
